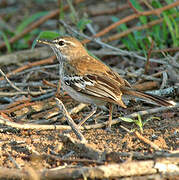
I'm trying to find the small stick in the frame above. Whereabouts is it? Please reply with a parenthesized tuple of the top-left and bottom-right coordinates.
(146, 86, 177, 97)
(77, 105, 97, 128)
(152, 47, 179, 53)
(127, 0, 140, 13)
(160, 71, 168, 89)
(132, 81, 159, 91)
(0, 69, 22, 92)
(42, 153, 104, 165)
(55, 80, 61, 96)
(134, 131, 161, 151)
(145, 40, 154, 74)
(55, 98, 87, 143)
(0, 89, 53, 97)
(120, 126, 162, 151)
(69, 103, 87, 114)
(0, 55, 55, 80)
(0, 103, 178, 131)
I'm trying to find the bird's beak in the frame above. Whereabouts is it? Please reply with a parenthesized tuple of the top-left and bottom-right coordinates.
(37, 39, 54, 45)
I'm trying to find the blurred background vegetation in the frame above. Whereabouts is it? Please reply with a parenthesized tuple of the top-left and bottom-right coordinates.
(0, 0, 179, 56)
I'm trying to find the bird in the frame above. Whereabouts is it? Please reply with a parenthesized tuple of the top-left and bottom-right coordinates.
(37, 36, 176, 129)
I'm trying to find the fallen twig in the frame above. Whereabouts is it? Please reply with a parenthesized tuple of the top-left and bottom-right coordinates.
(134, 131, 161, 151)
(146, 86, 177, 97)
(55, 98, 87, 143)
(152, 47, 179, 53)
(160, 71, 168, 89)
(0, 80, 57, 89)
(144, 40, 154, 74)
(106, 150, 179, 161)
(91, 50, 168, 64)
(120, 126, 162, 151)
(0, 89, 54, 98)
(69, 103, 87, 114)
(0, 69, 22, 92)
(133, 81, 159, 91)
(13, 64, 58, 78)
(0, 157, 178, 180)
(0, 47, 53, 65)
(0, 56, 55, 81)
(0, 103, 178, 130)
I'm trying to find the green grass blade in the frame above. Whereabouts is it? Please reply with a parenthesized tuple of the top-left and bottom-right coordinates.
(129, 0, 147, 24)
(77, 17, 92, 32)
(16, 11, 48, 35)
(163, 12, 177, 46)
(111, 16, 139, 50)
(32, 31, 60, 49)
(130, 0, 143, 11)
(152, 24, 161, 47)
(0, 31, 11, 53)
(170, 15, 179, 41)
(119, 117, 135, 123)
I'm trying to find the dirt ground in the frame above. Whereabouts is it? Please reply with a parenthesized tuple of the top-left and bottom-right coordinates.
(0, 95, 178, 171)
(0, 0, 179, 179)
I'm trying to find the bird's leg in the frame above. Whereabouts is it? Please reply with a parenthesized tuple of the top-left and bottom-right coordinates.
(107, 103, 113, 131)
(77, 105, 97, 128)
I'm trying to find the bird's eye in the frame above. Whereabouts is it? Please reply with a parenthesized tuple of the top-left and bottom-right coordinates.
(58, 40, 65, 46)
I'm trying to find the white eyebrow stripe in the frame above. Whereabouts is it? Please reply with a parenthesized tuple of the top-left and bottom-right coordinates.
(64, 40, 76, 46)
(54, 39, 76, 47)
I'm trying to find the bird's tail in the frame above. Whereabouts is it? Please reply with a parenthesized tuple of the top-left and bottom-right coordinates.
(122, 89, 176, 106)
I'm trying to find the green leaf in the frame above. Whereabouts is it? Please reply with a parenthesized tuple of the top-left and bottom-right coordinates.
(37, 31, 60, 39)
(135, 114, 143, 133)
(16, 11, 48, 34)
(163, 12, 177, 46)
(170, 15, 179, 40)
(143, 116, 160, 125)
(120, 117, 135, 123)
(152, 0, 162, 8)
(152, 24, 161, 45)
(162, 21, 168, 44)
(154, 0, 178, 47)
(120, 115, 144, 133)
(165, 0, 178, 14)
(130, 0, 143, 11)
(130, 0, 147, 24)
(77, 18, 92, 32)
(0, 31, 11, 53)
(139, 16, 147, 25)
(32, 31, 60, 49)
(118, 24, 138, 49)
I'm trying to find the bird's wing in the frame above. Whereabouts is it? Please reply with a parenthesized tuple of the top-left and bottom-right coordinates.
(63, 74, 127, 108)
(72, 55, 131, 88)
(63, 55, 130, 107)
